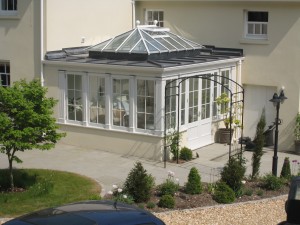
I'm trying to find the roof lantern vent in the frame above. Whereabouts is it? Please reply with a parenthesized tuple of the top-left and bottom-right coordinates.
(88, 23, 205, 61)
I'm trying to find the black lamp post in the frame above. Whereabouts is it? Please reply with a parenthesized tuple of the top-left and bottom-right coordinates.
(269, 88, 287, 176)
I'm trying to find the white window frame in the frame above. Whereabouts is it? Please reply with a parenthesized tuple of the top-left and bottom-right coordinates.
(212, 69, 232, 121)
(135, 78, 156, 133)
(88, 74, 107, 128)
(59, 71, 163, 135)
(111, 75, 132, 131)
(0, 0, 17, 16)
(65, 72, 85, 125)
(244, 10, 268, 40)
(145, 9, 164, 27)
(0, 61, 10, 87)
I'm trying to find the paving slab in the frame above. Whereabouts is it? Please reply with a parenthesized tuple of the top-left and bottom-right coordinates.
(0, 142, 300, 196)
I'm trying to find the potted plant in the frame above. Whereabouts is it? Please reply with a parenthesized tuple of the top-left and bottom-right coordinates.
(215, 93, 240, 144)
(294, 113, 300, 154)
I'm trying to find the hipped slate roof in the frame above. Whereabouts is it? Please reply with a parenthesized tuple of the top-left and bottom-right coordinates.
(44, 24, 243, 68)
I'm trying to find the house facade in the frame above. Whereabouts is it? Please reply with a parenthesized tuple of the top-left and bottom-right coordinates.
(0, 0, 132, 86)
(2, 0, 300, 160)
(135, 0, 300, 152)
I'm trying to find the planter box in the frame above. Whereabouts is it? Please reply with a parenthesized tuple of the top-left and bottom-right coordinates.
(218, 128, 234, 144)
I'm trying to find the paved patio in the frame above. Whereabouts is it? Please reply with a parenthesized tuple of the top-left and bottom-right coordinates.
(0, 142, 299, 196)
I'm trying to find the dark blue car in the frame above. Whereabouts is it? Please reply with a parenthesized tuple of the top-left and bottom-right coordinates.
(3, 200, 166, 225)
(279, 176, 300, 225)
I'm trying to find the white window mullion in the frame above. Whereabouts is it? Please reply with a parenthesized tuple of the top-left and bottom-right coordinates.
(106, 75, 112, 129)
(82, 72, 88, 126)
(58, 70, 66, 124)
(129, 76, 135, 132)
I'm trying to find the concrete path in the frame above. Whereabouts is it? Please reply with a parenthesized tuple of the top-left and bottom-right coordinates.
(1, 142, 300, 196)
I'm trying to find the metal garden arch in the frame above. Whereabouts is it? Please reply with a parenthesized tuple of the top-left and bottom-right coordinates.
(164, 73, 244, 168)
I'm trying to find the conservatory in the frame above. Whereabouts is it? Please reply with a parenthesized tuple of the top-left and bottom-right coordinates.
(43, 23, 244, 161)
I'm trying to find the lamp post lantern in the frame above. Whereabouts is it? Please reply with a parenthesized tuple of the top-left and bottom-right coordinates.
(269, 88, 287, 176)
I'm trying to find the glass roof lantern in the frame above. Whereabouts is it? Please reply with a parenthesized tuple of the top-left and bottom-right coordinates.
(88, 20, 204, 61)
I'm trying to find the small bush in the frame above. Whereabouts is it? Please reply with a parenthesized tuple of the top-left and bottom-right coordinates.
(146, 202, 156, 209)
(158, 194, 175, 208)
(206, 183, 217, 195)
(280, 157, 291, 180)
(213, 182, 235, 204)
(262, 174, 284, 191)
(158, 179, 179, 196)
(179, 147, 193, 161)
(123, 162, 155, 203)
(221, 156, 246, 195)
(243, 188, 253, 196)
(185, 167, 202, 194)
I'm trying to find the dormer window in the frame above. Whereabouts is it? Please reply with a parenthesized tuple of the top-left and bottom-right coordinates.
(145, 10, 164, 27)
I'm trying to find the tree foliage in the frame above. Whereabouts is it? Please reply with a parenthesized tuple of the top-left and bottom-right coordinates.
(280, 157, 291, 180)
(185, 167, 202, 194)
(0, 79, 65, 189)
(123, 161, 155, 203)
(251, 109, 266, 179)
(221, 156, 246, 195)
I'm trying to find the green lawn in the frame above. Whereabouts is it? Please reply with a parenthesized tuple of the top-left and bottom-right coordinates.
(0, 169, 101, 217)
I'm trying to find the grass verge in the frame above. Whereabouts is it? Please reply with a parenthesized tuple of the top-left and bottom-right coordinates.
(0, 169, 101, 217)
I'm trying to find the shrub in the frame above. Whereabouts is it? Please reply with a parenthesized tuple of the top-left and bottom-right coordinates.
(158, 179, 179, 196)
(179, 147, 193, 161)
(262, 174, 284, 191)
(251, 109, 266, 179)
(280, 157, 291, 180)
(206, 183, 217, 195)
(243, 188, 253, 196)
(213, 182, 235, 204)
(221, 156, 246, 195)
(158, 194, 175, 208)
(185, 167, 202, 194)
(146, 202, 156, 209)
(123, 162, 155, 203)
(166, 131, 181, 160)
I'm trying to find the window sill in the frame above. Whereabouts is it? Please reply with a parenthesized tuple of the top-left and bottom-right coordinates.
(240, 38, 269, 45)
(0, 14, 19, 19)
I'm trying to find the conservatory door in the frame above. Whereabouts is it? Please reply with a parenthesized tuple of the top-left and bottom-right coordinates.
(187, 78, 213, 149)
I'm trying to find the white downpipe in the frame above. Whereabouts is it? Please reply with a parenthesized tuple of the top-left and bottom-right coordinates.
(40, 0, 44, 86)
(131, 0, 136, 29)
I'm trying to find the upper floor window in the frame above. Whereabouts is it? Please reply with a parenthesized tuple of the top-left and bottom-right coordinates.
(145, 10, 164, 27)
(0, 62, 10, 87)
(245, 11, 268, 39)
(1, 0, 17, 15)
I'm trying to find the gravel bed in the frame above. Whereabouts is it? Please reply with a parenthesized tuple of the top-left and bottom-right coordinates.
(154, 195, 288, 225)
(0, 196, 288, 225)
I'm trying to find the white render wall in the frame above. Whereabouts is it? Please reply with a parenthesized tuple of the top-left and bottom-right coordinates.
(0, 0, 41, 82)
(45, 0, 133, 51)
(136, 0, 300, 151)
